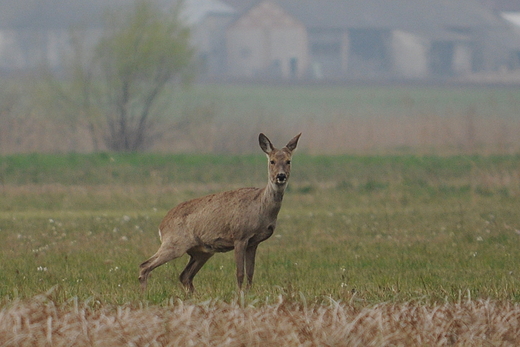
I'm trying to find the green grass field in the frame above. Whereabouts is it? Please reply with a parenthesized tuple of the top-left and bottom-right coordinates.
(4, 77, 520, 344)
(2, 153, 520, 307)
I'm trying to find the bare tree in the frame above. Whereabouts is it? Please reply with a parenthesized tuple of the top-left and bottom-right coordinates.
(95, 0, 194, 151)
(51, 0, 194, 152)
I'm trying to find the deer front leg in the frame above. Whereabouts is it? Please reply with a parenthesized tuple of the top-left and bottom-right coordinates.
(234, 240, 248, 290)
(245, 244, 258, 290)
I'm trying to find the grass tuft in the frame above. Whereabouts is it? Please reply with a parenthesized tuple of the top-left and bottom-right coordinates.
(1, 297, 520, 346)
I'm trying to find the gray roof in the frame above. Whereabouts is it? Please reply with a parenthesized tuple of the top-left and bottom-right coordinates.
(487, 0, 520, 11)
(3, 0, 509, 32)
(226, 0, 520, 48)
(183, 0, 236, 24)
(272, 0, 508, 31)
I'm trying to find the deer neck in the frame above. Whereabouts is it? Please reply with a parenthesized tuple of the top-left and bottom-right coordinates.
(261, 182, 286, 217)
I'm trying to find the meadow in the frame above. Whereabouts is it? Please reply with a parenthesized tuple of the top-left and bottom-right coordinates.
(2, 153, 520, 345)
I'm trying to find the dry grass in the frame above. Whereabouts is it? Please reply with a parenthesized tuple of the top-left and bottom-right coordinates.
(299, 113, 520, 155)
(2, 83, 520, 155)
(2, 292, 520, 346)
(2, 112, 520, 155)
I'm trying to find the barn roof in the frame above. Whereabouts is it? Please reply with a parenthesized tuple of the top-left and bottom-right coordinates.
(224, 0, 520, 47)
(271, 0, 507, 31)
(183, 0, 236, 25)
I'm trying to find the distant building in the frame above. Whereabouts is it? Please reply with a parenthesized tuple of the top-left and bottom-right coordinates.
(1, 0, 520, 81)
(185, 0, 237, 77)
(226, 1, 308, 79)
(215, 0, 520, 80)
(0, 0, 109, 72)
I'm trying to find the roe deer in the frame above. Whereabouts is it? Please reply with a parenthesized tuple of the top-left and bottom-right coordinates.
(139, 133, 301, 292)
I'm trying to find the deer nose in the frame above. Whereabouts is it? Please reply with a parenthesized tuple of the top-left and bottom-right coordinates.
(276, 173, 287, 183)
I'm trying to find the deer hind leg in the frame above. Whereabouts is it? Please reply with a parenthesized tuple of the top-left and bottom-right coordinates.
(179, 251, 213, 293)
(139, 245, 184, 292)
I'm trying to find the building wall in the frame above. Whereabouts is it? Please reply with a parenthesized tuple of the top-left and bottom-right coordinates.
(452, 43, 474, 74)
(391, 30, 429, 78)
(346, 29, 392, 78)
(192, 14, 235, 76)
(308, 29, 346, 78)
(341, 31, 350, 76)
(226, 1, 308, 78)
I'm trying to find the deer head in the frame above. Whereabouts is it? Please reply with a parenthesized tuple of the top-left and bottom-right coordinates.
(259, 133, 301, 188)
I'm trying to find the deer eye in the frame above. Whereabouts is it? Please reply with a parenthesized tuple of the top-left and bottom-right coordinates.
(270, 160, 275, 165)
(286, 160, 291, 165)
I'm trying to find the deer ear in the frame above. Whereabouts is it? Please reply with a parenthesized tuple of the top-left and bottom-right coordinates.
(285, 133, 301, 152)
(259, 133, 275, 154)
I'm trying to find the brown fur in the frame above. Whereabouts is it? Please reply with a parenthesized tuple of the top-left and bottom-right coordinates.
(139, 133, 301, 292)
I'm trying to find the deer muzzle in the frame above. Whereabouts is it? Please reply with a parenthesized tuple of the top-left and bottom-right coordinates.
(276, 173, 287, 184)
